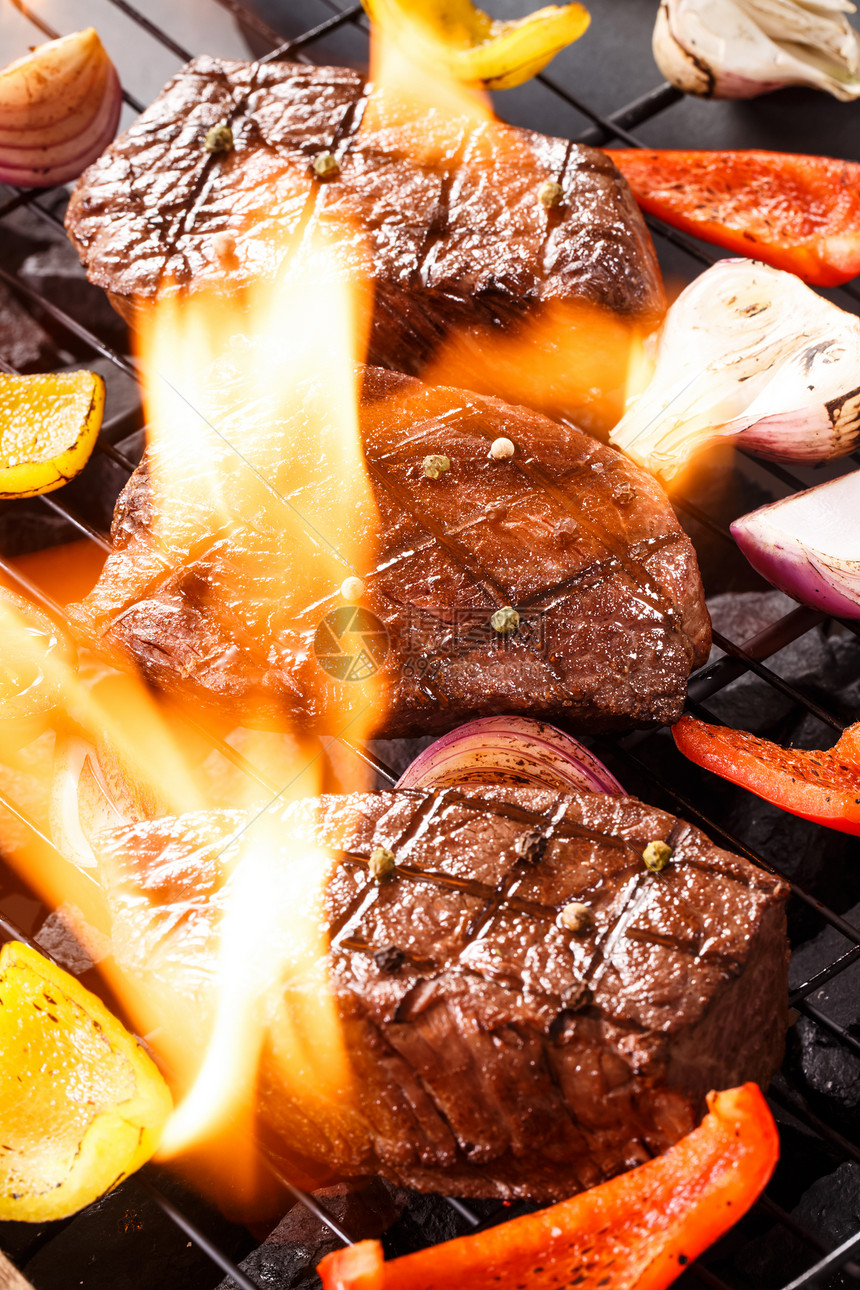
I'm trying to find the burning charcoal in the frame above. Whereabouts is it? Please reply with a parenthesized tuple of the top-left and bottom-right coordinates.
(724, 793, 860, 924)
(729, 1160, 860, 1290)
(788, 898, 860, 1131)
(22, 1171, 253, 1290)
(793, 1014, 860, 1132)
(0, 280, 56, 372)
(19, 243, 129, 351)
(35, 903, 110, 976)
(703, 592, 860, 734)
(216, 1182, 402, 1290)
(379, 1185, 499, 1257)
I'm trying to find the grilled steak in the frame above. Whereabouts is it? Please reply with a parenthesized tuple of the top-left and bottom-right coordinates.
(96, 783, 789, 1201)
(64, 57, 665, 432)
(69, 367, 710, 737)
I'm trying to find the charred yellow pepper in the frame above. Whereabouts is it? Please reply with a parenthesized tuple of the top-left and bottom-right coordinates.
(361, 0, 590, 90)
(0, 370, 104, 498)
(0, 942, 172, 1221)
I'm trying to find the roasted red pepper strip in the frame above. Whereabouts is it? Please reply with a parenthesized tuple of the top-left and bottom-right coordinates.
(673, 715, 860, 835)
(605, 149, 860, 287)
(318, 1084, 778, 1290)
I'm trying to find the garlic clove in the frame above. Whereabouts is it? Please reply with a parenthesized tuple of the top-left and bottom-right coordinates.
(654, 0, 860, 101)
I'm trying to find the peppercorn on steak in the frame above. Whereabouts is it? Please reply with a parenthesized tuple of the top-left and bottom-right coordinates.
(68, 367, 710, 738)
(64, 57, 665, 433)
(95, 783, 790, 1202)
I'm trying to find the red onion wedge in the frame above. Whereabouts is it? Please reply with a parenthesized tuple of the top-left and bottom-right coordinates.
(732, 470, 860, 618)
(0, 29, 121, 189)
(396, 715, 625, 795)
(611, 260, 860, 480)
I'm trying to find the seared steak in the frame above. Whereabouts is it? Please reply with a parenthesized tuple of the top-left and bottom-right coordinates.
(69, 367, 710, 737)
(96, 783, 789, 1201)
(65, 57, 664, 432)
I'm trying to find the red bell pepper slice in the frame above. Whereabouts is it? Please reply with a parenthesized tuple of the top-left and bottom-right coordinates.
(605, 149, 860, 287)
(673, 715, 860, 835)
(318, 1083, 778, 1290)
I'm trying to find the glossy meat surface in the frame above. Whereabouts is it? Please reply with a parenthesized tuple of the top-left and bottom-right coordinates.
(65, 58, 664, 428)
(96, 784, 789, 1200)
(69, 368, 711, 737)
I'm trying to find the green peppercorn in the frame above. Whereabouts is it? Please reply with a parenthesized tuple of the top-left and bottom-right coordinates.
(538, 180, 564, 209)
(422, 454, 450, 480)
(204, 123, 234, 154)
(491, 605, 520, 635)
(312, 151, 340, 179)
(643, 839, 672, 873)
(368, 846, 396, 883)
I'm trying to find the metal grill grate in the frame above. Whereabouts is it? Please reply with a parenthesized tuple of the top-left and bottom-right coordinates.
(1, 1, 860, 1286)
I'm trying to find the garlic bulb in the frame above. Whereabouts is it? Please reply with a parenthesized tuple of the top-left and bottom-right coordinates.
(610, 259, 860, 480)
(653, 0, 860, 100)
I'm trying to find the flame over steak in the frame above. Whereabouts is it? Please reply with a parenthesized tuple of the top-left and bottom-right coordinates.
(96, 784, 789, 1201)
(69, 368, 710, 738)
(64, 57, 664, 432)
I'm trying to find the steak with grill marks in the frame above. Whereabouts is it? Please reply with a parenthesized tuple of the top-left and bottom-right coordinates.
(64, 57, 665, 433)
(95, 784, 790, 1201)
(68, 367, 710, 737)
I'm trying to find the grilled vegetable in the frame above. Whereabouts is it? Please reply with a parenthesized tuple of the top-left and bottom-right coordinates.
(318, 1083, 778, 1290)
(673, 715, 860, 836)
(0, 29, 121, 188)
(732, 470, 860, 618)
(0, 941, 172, 1221)
(653, 0, 860, 101)
(606, 149, 860, 287)
(396, 715, 625, 794)
(610, 260, 860, 480)
(0, 371, 104, 498)
(360, 0, 590, 90)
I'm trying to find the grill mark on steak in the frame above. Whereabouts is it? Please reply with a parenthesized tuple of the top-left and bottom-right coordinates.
(95, 783, 789, 1200)
(510, 453, 680, 640)
(366, 458, 511, 605)
(156, 66, 248, 288)
(66, 58, 665, 434)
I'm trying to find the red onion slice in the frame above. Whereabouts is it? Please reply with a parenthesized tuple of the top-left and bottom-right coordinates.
(731, 470, 860, 618)
(396, 715, 625, 795)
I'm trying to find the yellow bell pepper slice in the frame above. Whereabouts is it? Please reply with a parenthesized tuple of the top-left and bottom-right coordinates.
(0, 370, 104, 499)
(0, 941, 172, 1221)
(362, 0, 590, 90)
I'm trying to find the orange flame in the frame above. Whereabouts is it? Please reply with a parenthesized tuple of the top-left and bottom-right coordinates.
(0, 222, 383, 1210)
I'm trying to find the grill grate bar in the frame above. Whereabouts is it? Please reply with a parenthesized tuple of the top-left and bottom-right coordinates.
(135, 1177, 264, 1290)
(260, 6, 365, 64)
(576, 82, 685, 147)
(102, 0, 194, 61)
(709, 628, 844, 732)
(769, 1077, 860, 1169)
(779, 1230, 860, 1289)
(36, 494, 112, 551)
(0, 258, 138, 380)
(790, 943, 860, 1005)
(211, 0, 292, 51)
